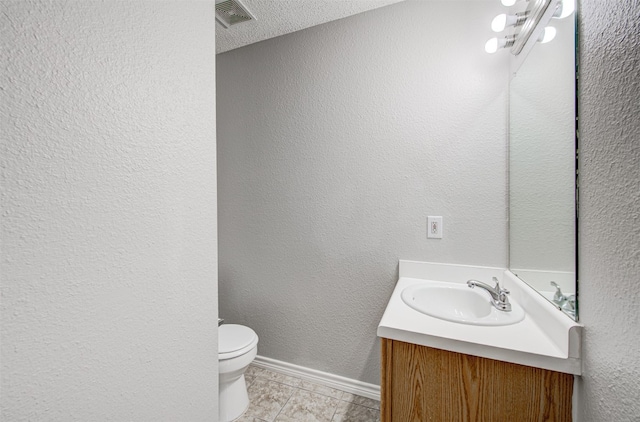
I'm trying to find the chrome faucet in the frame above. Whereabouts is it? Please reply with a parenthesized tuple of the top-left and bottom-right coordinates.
(467, 277, 512, 311)
(550, 281, 576, 316)
(550, 281, 566, 305)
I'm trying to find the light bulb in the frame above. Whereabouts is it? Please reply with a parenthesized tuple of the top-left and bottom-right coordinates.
(485, 36, 515, 54)
(539, 26, 557, 43)
(491, 14, 508, 32)
(485, 38, 499, 54)
(501, 0, 517, 5)
(554, 0, 575, 19)
(491, 13, 521, 33)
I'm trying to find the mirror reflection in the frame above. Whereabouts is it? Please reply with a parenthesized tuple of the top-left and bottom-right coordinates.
(508, 12, 577, 319)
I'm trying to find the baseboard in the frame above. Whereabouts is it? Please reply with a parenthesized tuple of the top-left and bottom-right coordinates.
(252, 355, 380, 401)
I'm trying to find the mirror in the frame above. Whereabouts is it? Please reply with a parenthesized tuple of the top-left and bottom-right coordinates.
(508, 11, 578, 319)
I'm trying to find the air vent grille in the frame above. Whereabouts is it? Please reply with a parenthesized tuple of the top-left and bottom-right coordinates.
(216, 0, 254, 28)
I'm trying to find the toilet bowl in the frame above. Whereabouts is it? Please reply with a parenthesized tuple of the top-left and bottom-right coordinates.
(218, 324, 259, 422)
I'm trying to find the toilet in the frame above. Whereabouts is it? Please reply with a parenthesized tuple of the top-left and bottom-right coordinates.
(218, 324, 259, 422)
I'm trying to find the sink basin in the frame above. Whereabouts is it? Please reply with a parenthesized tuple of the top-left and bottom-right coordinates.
(401, 283, 525, 326)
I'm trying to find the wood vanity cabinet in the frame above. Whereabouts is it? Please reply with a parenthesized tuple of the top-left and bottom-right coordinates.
(381, 338, 574, 421)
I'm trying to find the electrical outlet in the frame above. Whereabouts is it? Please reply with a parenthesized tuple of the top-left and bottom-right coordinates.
(427, 216, 443, 239)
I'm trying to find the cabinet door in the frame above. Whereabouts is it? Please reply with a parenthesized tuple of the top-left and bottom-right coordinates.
(381, 338, 573, 421)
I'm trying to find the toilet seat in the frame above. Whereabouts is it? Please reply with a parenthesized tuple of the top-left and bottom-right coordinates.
(219, 324, 258, 360)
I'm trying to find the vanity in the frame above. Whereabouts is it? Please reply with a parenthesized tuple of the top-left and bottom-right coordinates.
(377, 0, 582, 418)
(378, 0, 579, 418)
(378, 261, 581, 421)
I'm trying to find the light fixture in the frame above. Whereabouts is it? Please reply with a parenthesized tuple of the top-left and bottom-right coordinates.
(538, 26, 557, 43)
(491, 12, 528, 32)
(484, 36, 516, 53)
(553, 0, 575, 19)
(486, 0, 559, 55)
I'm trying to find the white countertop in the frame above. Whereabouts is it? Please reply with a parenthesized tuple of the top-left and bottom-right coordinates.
(377, 261, 582, 375)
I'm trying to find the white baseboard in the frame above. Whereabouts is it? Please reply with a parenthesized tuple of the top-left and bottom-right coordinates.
(252, 355, 380, 401)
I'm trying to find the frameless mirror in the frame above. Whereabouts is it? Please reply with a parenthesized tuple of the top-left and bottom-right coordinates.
(508, 11, 578, 319)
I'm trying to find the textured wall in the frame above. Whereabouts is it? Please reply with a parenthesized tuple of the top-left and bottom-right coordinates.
(0, 2, 218, 420)
(217, 1, 508, 384)
(577, 0, 640, 420)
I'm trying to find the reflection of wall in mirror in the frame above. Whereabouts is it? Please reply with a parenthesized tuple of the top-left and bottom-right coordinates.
(509, 16, 575, 294)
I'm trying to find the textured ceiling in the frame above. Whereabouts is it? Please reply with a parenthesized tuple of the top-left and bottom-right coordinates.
(215, 0, 406, 54)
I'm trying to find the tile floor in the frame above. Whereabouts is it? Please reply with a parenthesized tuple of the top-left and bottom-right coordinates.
(233, 364, 381, 422)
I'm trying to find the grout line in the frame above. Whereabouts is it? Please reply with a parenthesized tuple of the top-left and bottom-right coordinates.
(339, 396, 381, 411)
(272, 385, 295, 422)
(329, 400, 339, 422)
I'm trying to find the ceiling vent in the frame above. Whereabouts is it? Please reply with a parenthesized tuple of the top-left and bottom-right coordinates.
(215, 0, 255, 28)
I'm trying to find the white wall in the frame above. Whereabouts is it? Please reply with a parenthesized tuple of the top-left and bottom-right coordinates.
(0, 2, 218, 420)
(217, 1, 508, 384)
(577, 0, 640, 420)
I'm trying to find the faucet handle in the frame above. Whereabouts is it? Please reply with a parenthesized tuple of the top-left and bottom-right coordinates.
(493, 277, 512, 312)
(493, 277, 509, 295)
(550, 281, 566, 304)
(562, 295, 576, 315)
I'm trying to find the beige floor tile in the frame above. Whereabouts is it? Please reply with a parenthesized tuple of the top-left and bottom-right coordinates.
(275, 389, 340, 422)
(331, 401, 380, 422)
(246, 365, 268, 378)
(339, 392, 380, 410)
(298, 380, 343, 399)
(244, 378, 295, 422)
(242, 365, 381, 421)
(233, 414, 268, 422)
(245, 374, 256, 388)
(259, 368, 303, 388)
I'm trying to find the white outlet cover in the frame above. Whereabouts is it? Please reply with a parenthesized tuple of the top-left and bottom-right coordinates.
(427, 216, 443, 239)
